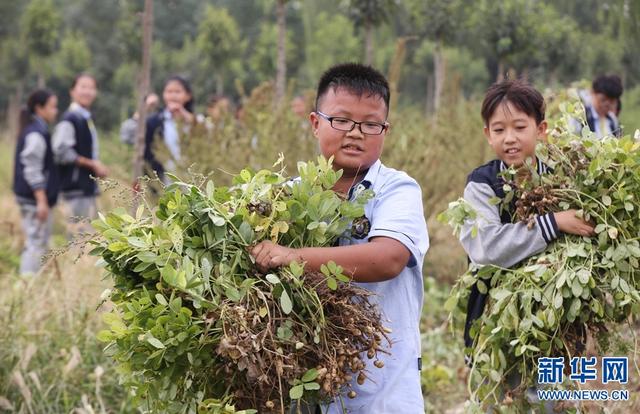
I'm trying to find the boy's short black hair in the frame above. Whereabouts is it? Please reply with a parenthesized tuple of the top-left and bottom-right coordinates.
(315, 63, 390, 114)
(592, 75, 623, 99)
(481, 79, 545, 126)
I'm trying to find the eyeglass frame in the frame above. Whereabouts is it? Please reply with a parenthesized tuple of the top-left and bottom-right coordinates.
(315, 110, 388, 135)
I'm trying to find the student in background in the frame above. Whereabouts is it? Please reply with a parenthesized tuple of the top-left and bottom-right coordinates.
(53, 73, 108, 230)
(579, 75, 623, 138)
(120, 92, 159, 145)
(13, 89, 60, 275)
(144, 75, 195, 183)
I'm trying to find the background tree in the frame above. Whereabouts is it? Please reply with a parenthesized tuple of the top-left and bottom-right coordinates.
(344, 0, 397, 65)
(275, 0, 288, 104)
(196, 5, 244, 95)
(250, 23, 295, 86)
(52, 31, 92, 87)
(302, 11, 361, 87)
(133, 0, 153, 184)
(469, 0, 538, 81)
(21, 0, 61, 87)
(408, 0, 465, 113)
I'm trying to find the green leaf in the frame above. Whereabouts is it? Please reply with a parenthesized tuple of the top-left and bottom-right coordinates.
(490, 289, 511, 302)
(161, 264, 178, 286)
(127, 237, 147, 249)
(553, 292, 563, 309)
(443, 295, 458, 312)
(289, 384, 304, 400)
(170, 225, 184, 254)
(304, 382, 320, 390)
(302, 368, 318, 382)
(135, 204, 145, 220)
(96, 330, 114, 342)
(176, 270, 187, 289)
(170, 297, 182, 314)
(155, 294, 168, 306)
(289, 261, 304, 277)
(326, 277, 337, 290)
(489, 370, 502, 382)
(147, 336, 165, 349)
(266, 273, 281, 284)
(238, 221, 255, 244)
(577, 269, 590, 284)
(280, 289, 293, 314)
(602, 195, 612, 206)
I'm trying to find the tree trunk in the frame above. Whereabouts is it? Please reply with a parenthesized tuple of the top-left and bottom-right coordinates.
(6, 81, 24, 139)
(425, 74, 434, 117)
(37, 72, 45, 88)
(433, 38, 446, 113)
(275, 0, 287, 105)
(387, 36, 415, 115)
(215, 74, 223, 95)
(496, 59, 505, 81)
(132, 0, 154, 185)
(364, 19, 374, 65)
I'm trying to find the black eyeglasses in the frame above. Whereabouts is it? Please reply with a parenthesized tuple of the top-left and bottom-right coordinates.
(316, 111, 387, 135)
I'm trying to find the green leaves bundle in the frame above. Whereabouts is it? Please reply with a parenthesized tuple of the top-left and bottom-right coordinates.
(91, 157, 389, 413)
(439, 127, 640, 410)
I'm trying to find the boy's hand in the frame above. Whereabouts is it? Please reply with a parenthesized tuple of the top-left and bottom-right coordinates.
(554, 210, 595, 237)
(250, 240, 302, 272)
(92, 160, 109, 178)
(34, 189, 49, 222)
(36, 201, 49, 222)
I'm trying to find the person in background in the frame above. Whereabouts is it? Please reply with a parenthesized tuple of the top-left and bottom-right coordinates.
(13, 89, 60, 275)
(144, 75, 195, 183)
(578, 75, 623, 139)
(53, 73, 108, 231)
(119, 92, 159, 145)
(291, 95, 308, 119)
(206, 94, 231, 123)
(204, 94, 232, 136)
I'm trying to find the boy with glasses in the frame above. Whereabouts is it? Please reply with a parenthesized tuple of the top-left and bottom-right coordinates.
(251, 63, 429, 413)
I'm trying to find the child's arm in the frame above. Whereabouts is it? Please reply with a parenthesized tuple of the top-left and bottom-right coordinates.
(52, 120, 108, 177)
(52, 120, 79, 165)
(461, 181, 594, 268)
(20, 131, 47, 195)
(20, 131, 50, 221)
(251, 237, 410, 282)
(251, 173, 428, 283)
(143, 116, 165, 177)
(460, 180, 553, 267)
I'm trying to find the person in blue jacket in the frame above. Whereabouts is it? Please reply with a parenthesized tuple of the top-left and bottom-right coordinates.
(52, 74, 109, 231)
(13, 89, 60, 275)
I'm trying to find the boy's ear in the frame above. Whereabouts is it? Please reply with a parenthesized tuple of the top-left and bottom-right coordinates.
(309, 112, 320, 137)
(483, 125, 491, 142)
(537, 120, 548, 142)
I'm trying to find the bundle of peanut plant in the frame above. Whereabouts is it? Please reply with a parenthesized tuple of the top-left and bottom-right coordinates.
(438, 111, 640, 411)
(91, 156, 389, 413)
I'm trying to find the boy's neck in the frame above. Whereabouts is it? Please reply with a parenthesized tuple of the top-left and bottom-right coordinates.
(501, 156, 537, 169)
(333, 169, 368, 195)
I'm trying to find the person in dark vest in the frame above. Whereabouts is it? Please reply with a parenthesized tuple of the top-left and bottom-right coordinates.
(144, 75, 194, 184)
(13, 89, 60, 275)
(52, 74, 109, 232)
(576, 75, 623, 139)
